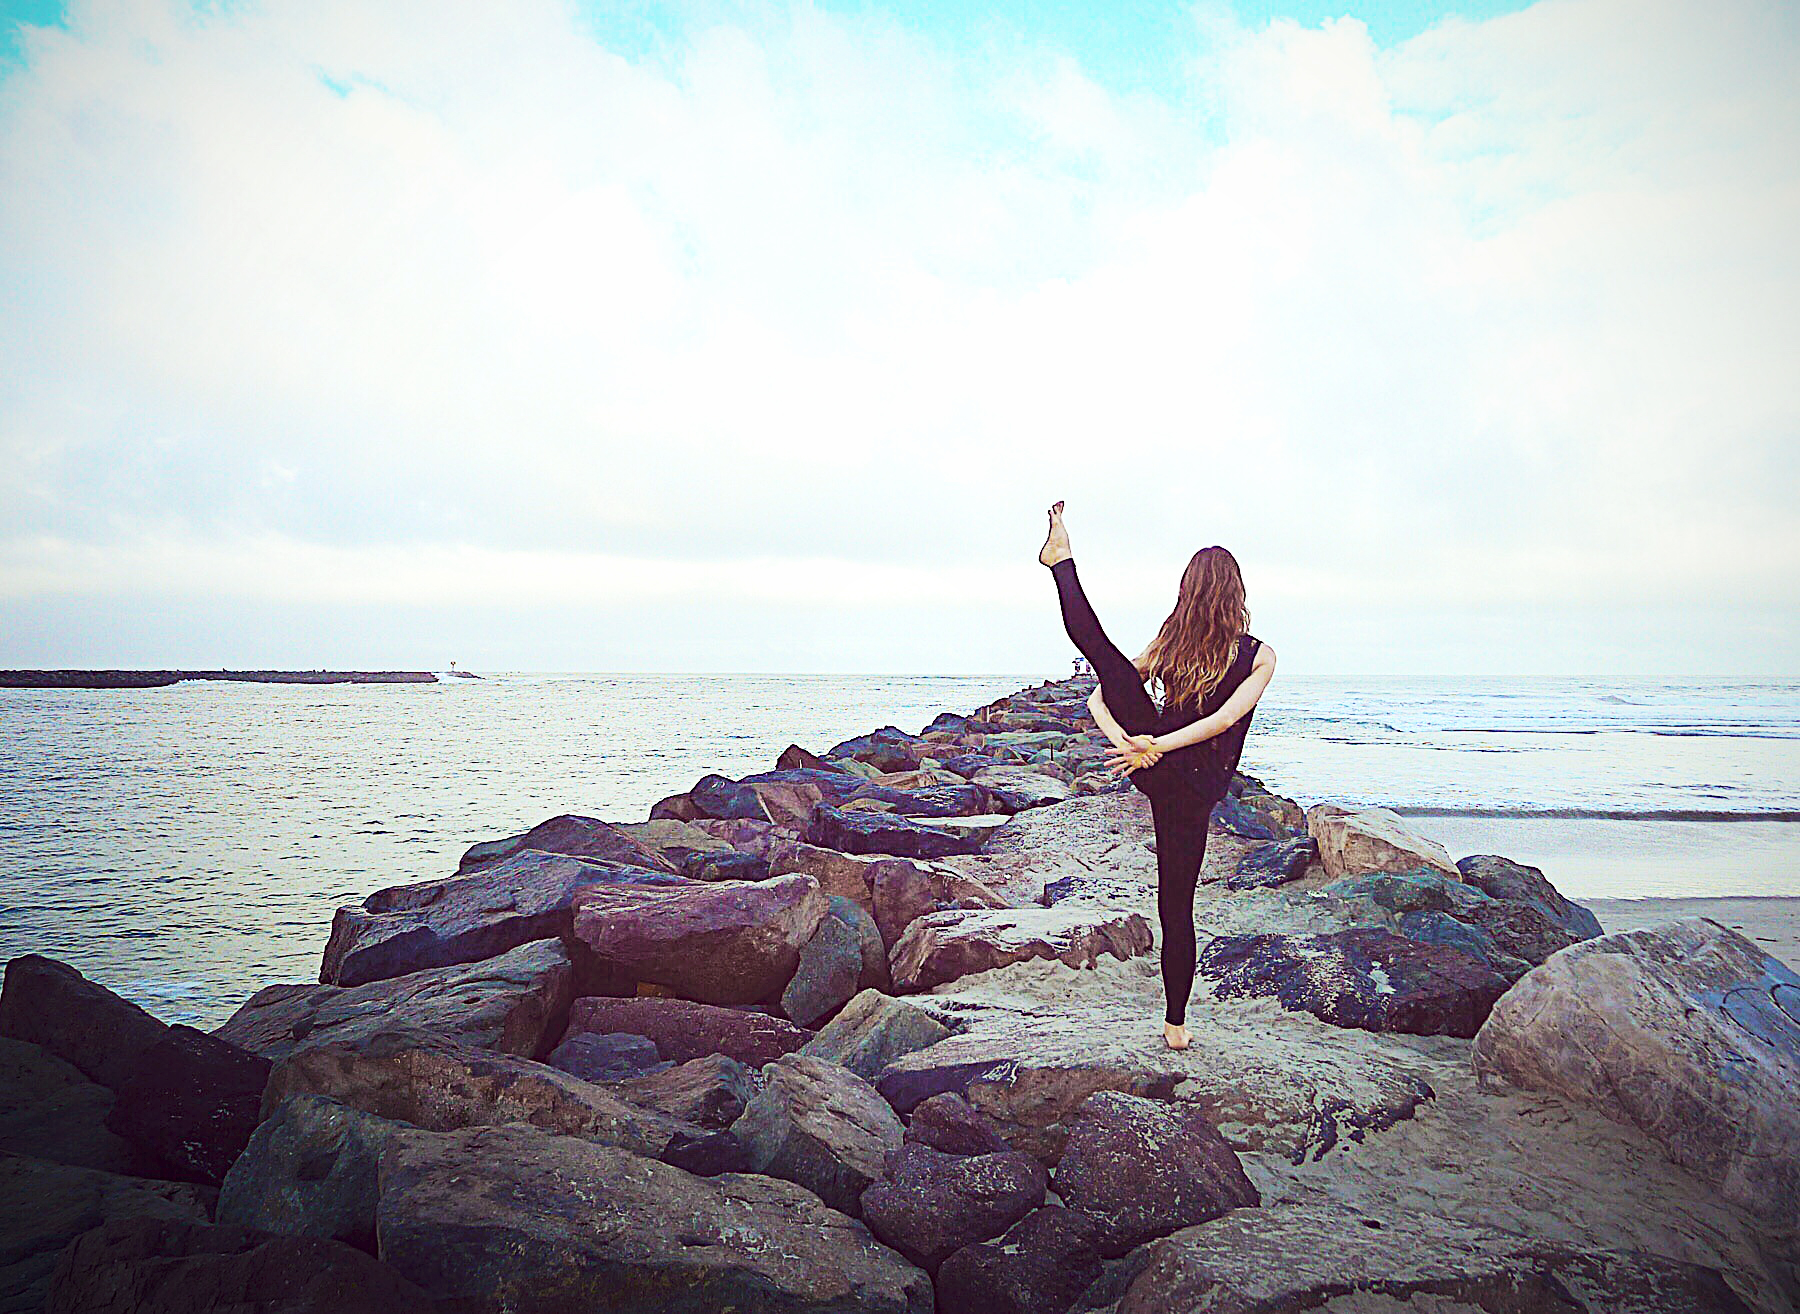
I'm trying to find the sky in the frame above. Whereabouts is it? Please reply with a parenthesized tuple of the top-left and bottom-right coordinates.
(0, 0, 1795, 676)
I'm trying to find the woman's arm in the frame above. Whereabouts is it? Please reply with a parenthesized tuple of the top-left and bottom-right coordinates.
(1086, 687, 1135, 751)
(1150, 644, 1276, 753)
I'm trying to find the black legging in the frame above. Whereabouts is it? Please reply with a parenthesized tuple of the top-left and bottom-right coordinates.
(1051, 557, 1212, 1026)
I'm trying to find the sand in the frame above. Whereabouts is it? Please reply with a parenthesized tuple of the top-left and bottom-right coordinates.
(1589, 896, 1800, 971)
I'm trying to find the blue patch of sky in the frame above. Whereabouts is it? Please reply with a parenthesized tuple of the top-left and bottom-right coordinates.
(0, 0, 63, 70)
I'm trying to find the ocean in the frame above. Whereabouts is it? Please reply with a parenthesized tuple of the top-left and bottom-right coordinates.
(2, 672, 1795, 1026)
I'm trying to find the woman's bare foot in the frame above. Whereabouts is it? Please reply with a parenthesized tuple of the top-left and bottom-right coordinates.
(1039, 501, 1071, 567)
(1163, 1020, 1190, 1050)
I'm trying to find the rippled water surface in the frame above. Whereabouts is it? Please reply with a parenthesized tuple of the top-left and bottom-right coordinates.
(2, 672, 1795, 1024)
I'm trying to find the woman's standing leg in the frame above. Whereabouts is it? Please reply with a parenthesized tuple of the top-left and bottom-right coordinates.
(1049, 557, 1159, 735)
(1147, 789, 1212, 1026)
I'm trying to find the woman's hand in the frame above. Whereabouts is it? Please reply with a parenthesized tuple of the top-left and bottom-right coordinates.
(1106, 734, 1163, 775)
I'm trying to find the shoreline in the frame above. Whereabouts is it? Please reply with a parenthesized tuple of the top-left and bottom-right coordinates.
(1588, 895, 1800, 970)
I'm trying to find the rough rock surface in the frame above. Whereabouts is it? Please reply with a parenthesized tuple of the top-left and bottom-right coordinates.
(545, 1029, 672, 1082)
(783, 895, 883, 1026)
(0, 1154, 213, 1314)
(458, 812, 677, 875)
(571, 872, 828, 1005)
(611, 1053, 756, 1130)
(1309, 806, 1460, 880)
(1050, 1090, 1258, 1258)
(904, 1090, 1012, 1155)
(934, 1204, 1107, 1314)
(970, 765, 1072, 810)
(870, 859, 1012, 952)
(562, 994, 814, 1067)
(1458, 852, 1604, 941)
(0, 1037, 147, 1174)
(889, 906, 1152, 993)
(376, 1122, 933, 1313)
(45, 1216, 436, 1314)
(1197, 928, 1512, 1038)
(807, 805, 989, 859)
(261, 1025, 680, 1157)
(216, 1094, 400, 1252)
(320, 850, 690, 987)
(1225, 836, 1317, 891)
(860, 1141, 1048, 1271)
(871, 988, 1436, 1165)
(1474, 917, 1800, 1226)
(215, 937, 572, 1062)
(730, 1052, 906, 1216)
(103, 1024, 272, 1185)
(798, 988, 958, 1082)
(0, 954, 168, 1091)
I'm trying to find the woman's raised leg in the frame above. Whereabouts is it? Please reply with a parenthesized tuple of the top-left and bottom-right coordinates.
(1048, 555, 1160, 736)
(1148, 789, 1211, 1030)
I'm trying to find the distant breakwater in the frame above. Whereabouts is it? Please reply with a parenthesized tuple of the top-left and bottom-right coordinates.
(0, 670, 439, 689)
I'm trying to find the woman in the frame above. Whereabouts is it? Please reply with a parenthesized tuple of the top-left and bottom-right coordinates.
(1038, 500, 1275, 1051)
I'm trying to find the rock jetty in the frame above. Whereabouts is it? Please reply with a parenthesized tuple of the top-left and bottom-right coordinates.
(0, 670, 437, 688)
(1, 673, 1795, 1313)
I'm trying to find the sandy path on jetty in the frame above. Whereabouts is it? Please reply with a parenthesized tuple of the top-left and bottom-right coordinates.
(928, 792, 1795, 1313)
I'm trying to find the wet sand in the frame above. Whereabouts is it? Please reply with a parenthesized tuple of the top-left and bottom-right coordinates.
(1587, 895, 1800, 971)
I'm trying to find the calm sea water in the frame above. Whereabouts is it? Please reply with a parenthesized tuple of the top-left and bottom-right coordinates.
(2, 672, 1795, 1026)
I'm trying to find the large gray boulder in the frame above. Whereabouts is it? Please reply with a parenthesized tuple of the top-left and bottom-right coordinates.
(260, 1025, 679, 1158)
(215, 938, 572, 1062)
(1457, 852, 1603, 940)
(320, 851, 691, 988)
(1308, 806, 1459, 879)
(859, 1141, 1047, 1272)
(729, 1052, 905, 1217)
(1474, 917, 1800, 1226)
(216, 1094, 402, 1253)
(570, 872, 829, 1006)
(797, 989, 956, 1082)
(888, 906, 1152, 993)
(783, 895, 886, 1026)
(375, 1122, 933, 1313)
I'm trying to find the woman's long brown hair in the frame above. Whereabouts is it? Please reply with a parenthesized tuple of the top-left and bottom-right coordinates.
(1138, 546, 1249, 708)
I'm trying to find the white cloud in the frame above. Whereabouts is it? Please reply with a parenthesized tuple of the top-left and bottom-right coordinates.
(0, 0, 1795, 670)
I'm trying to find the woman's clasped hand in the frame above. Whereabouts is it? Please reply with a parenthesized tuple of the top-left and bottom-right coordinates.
(1106, 733, 1164, 775)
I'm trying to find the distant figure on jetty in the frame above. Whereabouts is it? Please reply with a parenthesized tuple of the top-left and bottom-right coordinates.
(1039, 500, 1276, 1051)
(1071, 657, 1092, 678)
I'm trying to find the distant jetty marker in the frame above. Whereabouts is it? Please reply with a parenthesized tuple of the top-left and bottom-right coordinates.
(0, 670, 438, 689)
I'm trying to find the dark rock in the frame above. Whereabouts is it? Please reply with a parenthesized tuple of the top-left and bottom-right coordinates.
(1198, 928, 1511, 1038)
(262, 1025, 680, 1156)
(45, 1216, 436, 1313)
(935, 1204, 1108, 1314)
(729, 1052, 904, 1216)
(688, 772, 770, 820)
(1323, 867, 1581, 972)
(0, 1037, 149, 1173)
(782, 896, 873, 1027)
(0, 954, 168, 1091)
(216, 1094, 398, 1253)
(1458, 852, 1603, 940)
(1210, 791, 1285, 840)
(923, 712, 970, 734)
(104, 1024, 272, 1185)
(376, 1122, 933, 1313)
(1051, 1090, 1258, 1258)
(321, 850, 691, 988)
(647, 789, 705, 821)
(215, 937, 572, 1062)
(563, 994, 814, 1067)
(1224, 836, 1317, 891)
(860, 1141, 1047, 1271)
(777, 742, 839, 771)
(676, 847, 770, 881)
(887, 784, 995, 818)
(0, 1154, 212, 1314)
(940, 753, 1011, 779)
(825, 725, 928, 773)
(571, 872, 828, 1005)
(969, 765, 1071, 810)
(458, 812, 676, 875)
(613, 1053, 756, 1130)
(870, 858, 1011, 951)
(659, 1125, 752, 1175)
(545, 1030, 673, 1082)
(905, 1091, 1012, 1155)
(1397, 909, 1530, 980)
(807, 805, 988, 859)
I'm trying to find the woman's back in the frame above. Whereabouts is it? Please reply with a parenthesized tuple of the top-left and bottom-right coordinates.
(1152, 632, 1261, 804)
